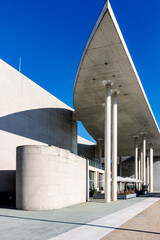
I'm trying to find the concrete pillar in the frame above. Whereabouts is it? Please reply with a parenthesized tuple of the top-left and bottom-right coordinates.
(146, 149, 149, 186)
(134, 136, 139, 180)
(119, 156, 122, 176)
(72, 120, 77, 154)
(104, 80, 113, 203)
(149, 143, 153, 192)
(112, 90, 119, 202)
(140, 143, 143, 188)
(142, 134, 146, 185)
(94, 171, 97, 190)
(112, 90, 119, 201)
(98, 138, 103, 164)
(86, 159, 89, 201)
(138, 147, 141, 191)
(97, 171, 99, 190)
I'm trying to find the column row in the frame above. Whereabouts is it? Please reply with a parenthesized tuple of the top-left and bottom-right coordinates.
(134, 136, 153, 192)
(104, 80, 119, 203)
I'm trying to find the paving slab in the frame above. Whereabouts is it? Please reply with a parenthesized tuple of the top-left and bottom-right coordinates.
(49, 197, 159, 240)
(0, 194, 159, 240)
(101, 200, 160, 240)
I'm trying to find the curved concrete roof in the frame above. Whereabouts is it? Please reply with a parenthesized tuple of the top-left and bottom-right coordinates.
(74, 1, 160, 156)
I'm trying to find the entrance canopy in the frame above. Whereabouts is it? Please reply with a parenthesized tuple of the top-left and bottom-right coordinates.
(74, 1, 160, 156)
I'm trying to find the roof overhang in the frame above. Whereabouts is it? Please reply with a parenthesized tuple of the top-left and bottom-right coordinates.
(74, 0, 160, 156)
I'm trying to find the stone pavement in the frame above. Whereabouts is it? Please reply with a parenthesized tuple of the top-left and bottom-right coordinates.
(101, 200, 160, 240)
(0, 193, 159, 240)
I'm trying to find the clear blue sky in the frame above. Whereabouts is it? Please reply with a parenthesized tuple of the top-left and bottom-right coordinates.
(0, 0, 160, 142)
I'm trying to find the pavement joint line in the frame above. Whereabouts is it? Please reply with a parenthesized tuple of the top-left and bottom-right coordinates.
(48, 197, 160, 240)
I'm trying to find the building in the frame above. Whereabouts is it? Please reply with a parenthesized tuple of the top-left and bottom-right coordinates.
(0, 0, 160, 210)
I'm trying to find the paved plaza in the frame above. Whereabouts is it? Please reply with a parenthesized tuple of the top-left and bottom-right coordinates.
(102, 198, 160, 240)
(0, 193, 159, 240)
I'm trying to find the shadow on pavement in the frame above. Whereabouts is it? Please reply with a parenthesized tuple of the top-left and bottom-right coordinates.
(0, 214, 159, 236)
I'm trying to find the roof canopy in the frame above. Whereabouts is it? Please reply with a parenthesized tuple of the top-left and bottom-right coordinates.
(74, 1, 160, 156)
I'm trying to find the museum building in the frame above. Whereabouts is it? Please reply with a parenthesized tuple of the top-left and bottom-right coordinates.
(0, 0, 160, 210)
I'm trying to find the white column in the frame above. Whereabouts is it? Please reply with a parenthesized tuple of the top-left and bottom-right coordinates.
(149, 143, 153, 192)
(142, 134, 146, 185)
(86, 159, 89, 201)
(146, 149, 149, 186)
(98, 138, 103, 164)
(112, 90, 119, 202)
(119, 156, 122, 191)
(138, 147, 141, 191)
(134, 136, 138, 180)
(104, 80, 113, 203)
(140, 143, 143, 186)
(94, 171, 97, 190)
(119, 156, 122, 176)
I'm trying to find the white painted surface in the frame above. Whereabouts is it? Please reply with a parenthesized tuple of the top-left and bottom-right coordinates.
(49, 197, 159, 240)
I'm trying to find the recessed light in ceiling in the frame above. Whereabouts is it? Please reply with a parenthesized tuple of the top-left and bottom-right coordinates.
(92, 78, 96, 81)
(124, 93, 127, 96)
(112, 75, 115, 77)
(104, 62, 108, 65)
(119, 85, 122, 87)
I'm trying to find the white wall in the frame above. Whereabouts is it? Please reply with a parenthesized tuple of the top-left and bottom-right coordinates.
(16, 145, 86, 210)
(0, 59, 77, 192)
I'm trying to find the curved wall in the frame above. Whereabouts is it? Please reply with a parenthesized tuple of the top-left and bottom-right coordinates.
(0, 59, 77, 194)
(16, 145, 86, 210)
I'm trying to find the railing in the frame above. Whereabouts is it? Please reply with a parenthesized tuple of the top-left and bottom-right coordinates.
(89, 159, 104, 170)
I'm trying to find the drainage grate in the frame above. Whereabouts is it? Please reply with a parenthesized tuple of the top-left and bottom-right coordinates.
(136, 214, 147, 218)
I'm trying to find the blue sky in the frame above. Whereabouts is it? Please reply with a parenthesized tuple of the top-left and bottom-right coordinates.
(0, 0, 160, 142)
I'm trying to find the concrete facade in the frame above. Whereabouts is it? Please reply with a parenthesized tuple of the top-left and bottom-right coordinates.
(16, 145, 86, 210)
(78, 136, 96, 160)
(0, 59, 77, 193)
(1, 0, 160, 211)
(153, 157, 160, 191)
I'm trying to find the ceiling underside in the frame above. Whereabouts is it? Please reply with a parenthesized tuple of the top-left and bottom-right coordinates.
(74, 1, 160, 156)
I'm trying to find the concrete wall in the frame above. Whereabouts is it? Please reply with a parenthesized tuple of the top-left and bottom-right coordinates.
(77, 136, 96, 160)
(118, 156, 134, 178)
(16, 145, 86, 210)
(153, 157, 160, 191)
(0, 59, 77, 193)
(118, 156, 160, 191)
